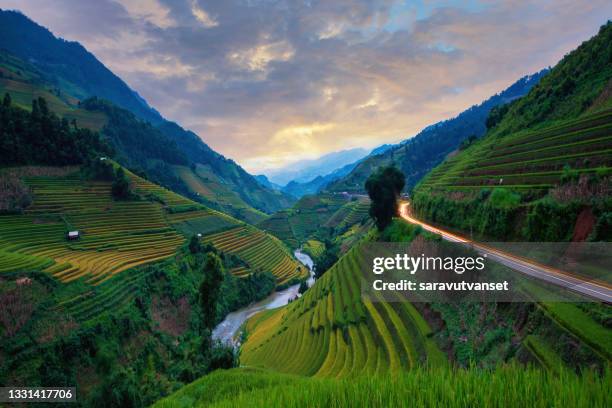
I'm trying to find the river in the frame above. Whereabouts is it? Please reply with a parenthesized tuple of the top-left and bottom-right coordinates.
(212, 249, 315, 345)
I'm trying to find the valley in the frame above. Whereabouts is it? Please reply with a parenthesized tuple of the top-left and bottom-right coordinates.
(0, 6, 610, 408)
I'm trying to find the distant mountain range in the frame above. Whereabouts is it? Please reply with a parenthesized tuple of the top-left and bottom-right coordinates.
(0, 9, 294, 216)
(327, 69, 549, 193)
(276, 145, 392, 198)
(264, 147, 369, 186)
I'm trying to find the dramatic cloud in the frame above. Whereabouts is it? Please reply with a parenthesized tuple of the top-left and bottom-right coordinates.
(1, 0, 610, 173)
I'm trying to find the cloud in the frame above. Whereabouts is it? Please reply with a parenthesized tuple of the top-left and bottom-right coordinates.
(3, 0, 612, 174)
(189, 0, 217, 28)
(113, 0, 175, 28)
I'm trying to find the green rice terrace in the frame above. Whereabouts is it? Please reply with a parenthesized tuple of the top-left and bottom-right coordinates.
(0, 165, 304, 286)
(241, 224, 611, 378)
(173, 164, 268, 225)
(202, 225, 306, 285)
(241, 243, 446, 376)
(258, 194, 371, 248)
(417, 108, 612, 193)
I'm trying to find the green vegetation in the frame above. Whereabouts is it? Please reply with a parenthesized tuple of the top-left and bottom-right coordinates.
(154, 366, 609, 408)
(202, 225, 306, 285)
(173, 164, 267, 224)
(0, 240, 278, 406)
(0, 94, 111, 166)
(199, 253, 225, 330)
(413, 22, 612, 242)
(241, 223, 445, 377)
(365, 165, 405, 231)
(0, 163, 302, 286)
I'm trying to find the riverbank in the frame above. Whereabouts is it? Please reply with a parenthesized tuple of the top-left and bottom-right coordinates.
(212, 249, 315, 345)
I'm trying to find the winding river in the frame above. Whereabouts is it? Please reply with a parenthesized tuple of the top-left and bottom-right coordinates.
(212, 249, 315, 345)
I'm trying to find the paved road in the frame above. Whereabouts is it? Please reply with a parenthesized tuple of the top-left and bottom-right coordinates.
(399, 202, 612, 303)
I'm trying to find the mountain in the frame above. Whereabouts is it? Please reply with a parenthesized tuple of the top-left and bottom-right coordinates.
(265, 147, 369, 186)
(413, 21, 612, 242)
(0, 9, 295, 216)
(280, 145, 395, 198)
(327, 70, 549, 193)
(0, 9, 162, 124)
(255, 174, 282, 190)
(233, 23, 612, 386)
(0, 59, 305, 403)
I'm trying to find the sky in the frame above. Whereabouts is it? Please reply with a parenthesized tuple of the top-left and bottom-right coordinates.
(1, 0, 610, 174)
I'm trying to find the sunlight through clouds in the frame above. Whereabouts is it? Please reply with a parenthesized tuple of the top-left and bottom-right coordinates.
(5, 0, 611, 173)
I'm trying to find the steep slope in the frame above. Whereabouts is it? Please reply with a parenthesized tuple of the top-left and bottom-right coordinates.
(257, 193, 369, 249)
(412, 21, 612, 242)
(0, 163, 304, 285)
(0, 9, 162, 124)
(328, 70, 547, 193)
(241, 241, 446, 376)
(0, 10, 295, 215)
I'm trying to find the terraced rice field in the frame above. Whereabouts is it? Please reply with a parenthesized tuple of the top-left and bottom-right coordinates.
(336, 200, 370, 230)
(0, 171, 188, 284)
(54, 265, 158, 323)
(241, 245, 445, 376)
(174, 165, 267, 224)
(203, 225, 306, 285)
(167, 208, 241, 236)
(1, 167, 234, 283)
(418, 109, 612, 192)
(258, 210, 298, 248)
(230, 266, 252, 278)
(259, 194, 351, 246)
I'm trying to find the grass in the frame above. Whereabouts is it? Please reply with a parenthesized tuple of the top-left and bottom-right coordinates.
(302, 239, 324, 258)
(524, 335, 566, 374)
(0, 165, 302, 288)
(153, 366, 610, 408)
(538, 302, 612, 360)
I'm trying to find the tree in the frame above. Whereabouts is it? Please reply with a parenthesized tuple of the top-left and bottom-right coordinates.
(189, 235, 202, 254)
(365, 165, 405, 231)
(111, 167, 131, 199)
(298, 280, 308, 294)
(199, 253, 224, 331)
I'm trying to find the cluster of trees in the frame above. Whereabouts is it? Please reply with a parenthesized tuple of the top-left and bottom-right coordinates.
(80, 98, 187, 168)
(0, 94, 112, 166)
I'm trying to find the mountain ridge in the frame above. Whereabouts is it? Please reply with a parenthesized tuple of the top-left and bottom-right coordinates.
(327, 70, 549, 193)
(0, 9, 295, 216)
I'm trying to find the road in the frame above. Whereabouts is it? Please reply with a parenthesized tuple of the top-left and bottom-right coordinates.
(398, 202, 612, 303)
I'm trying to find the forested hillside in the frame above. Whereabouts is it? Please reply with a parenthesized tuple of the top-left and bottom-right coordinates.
(0, 9, 295, 216)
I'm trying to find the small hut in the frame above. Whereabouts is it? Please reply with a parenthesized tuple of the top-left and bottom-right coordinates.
(66, 230, 80, 240)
